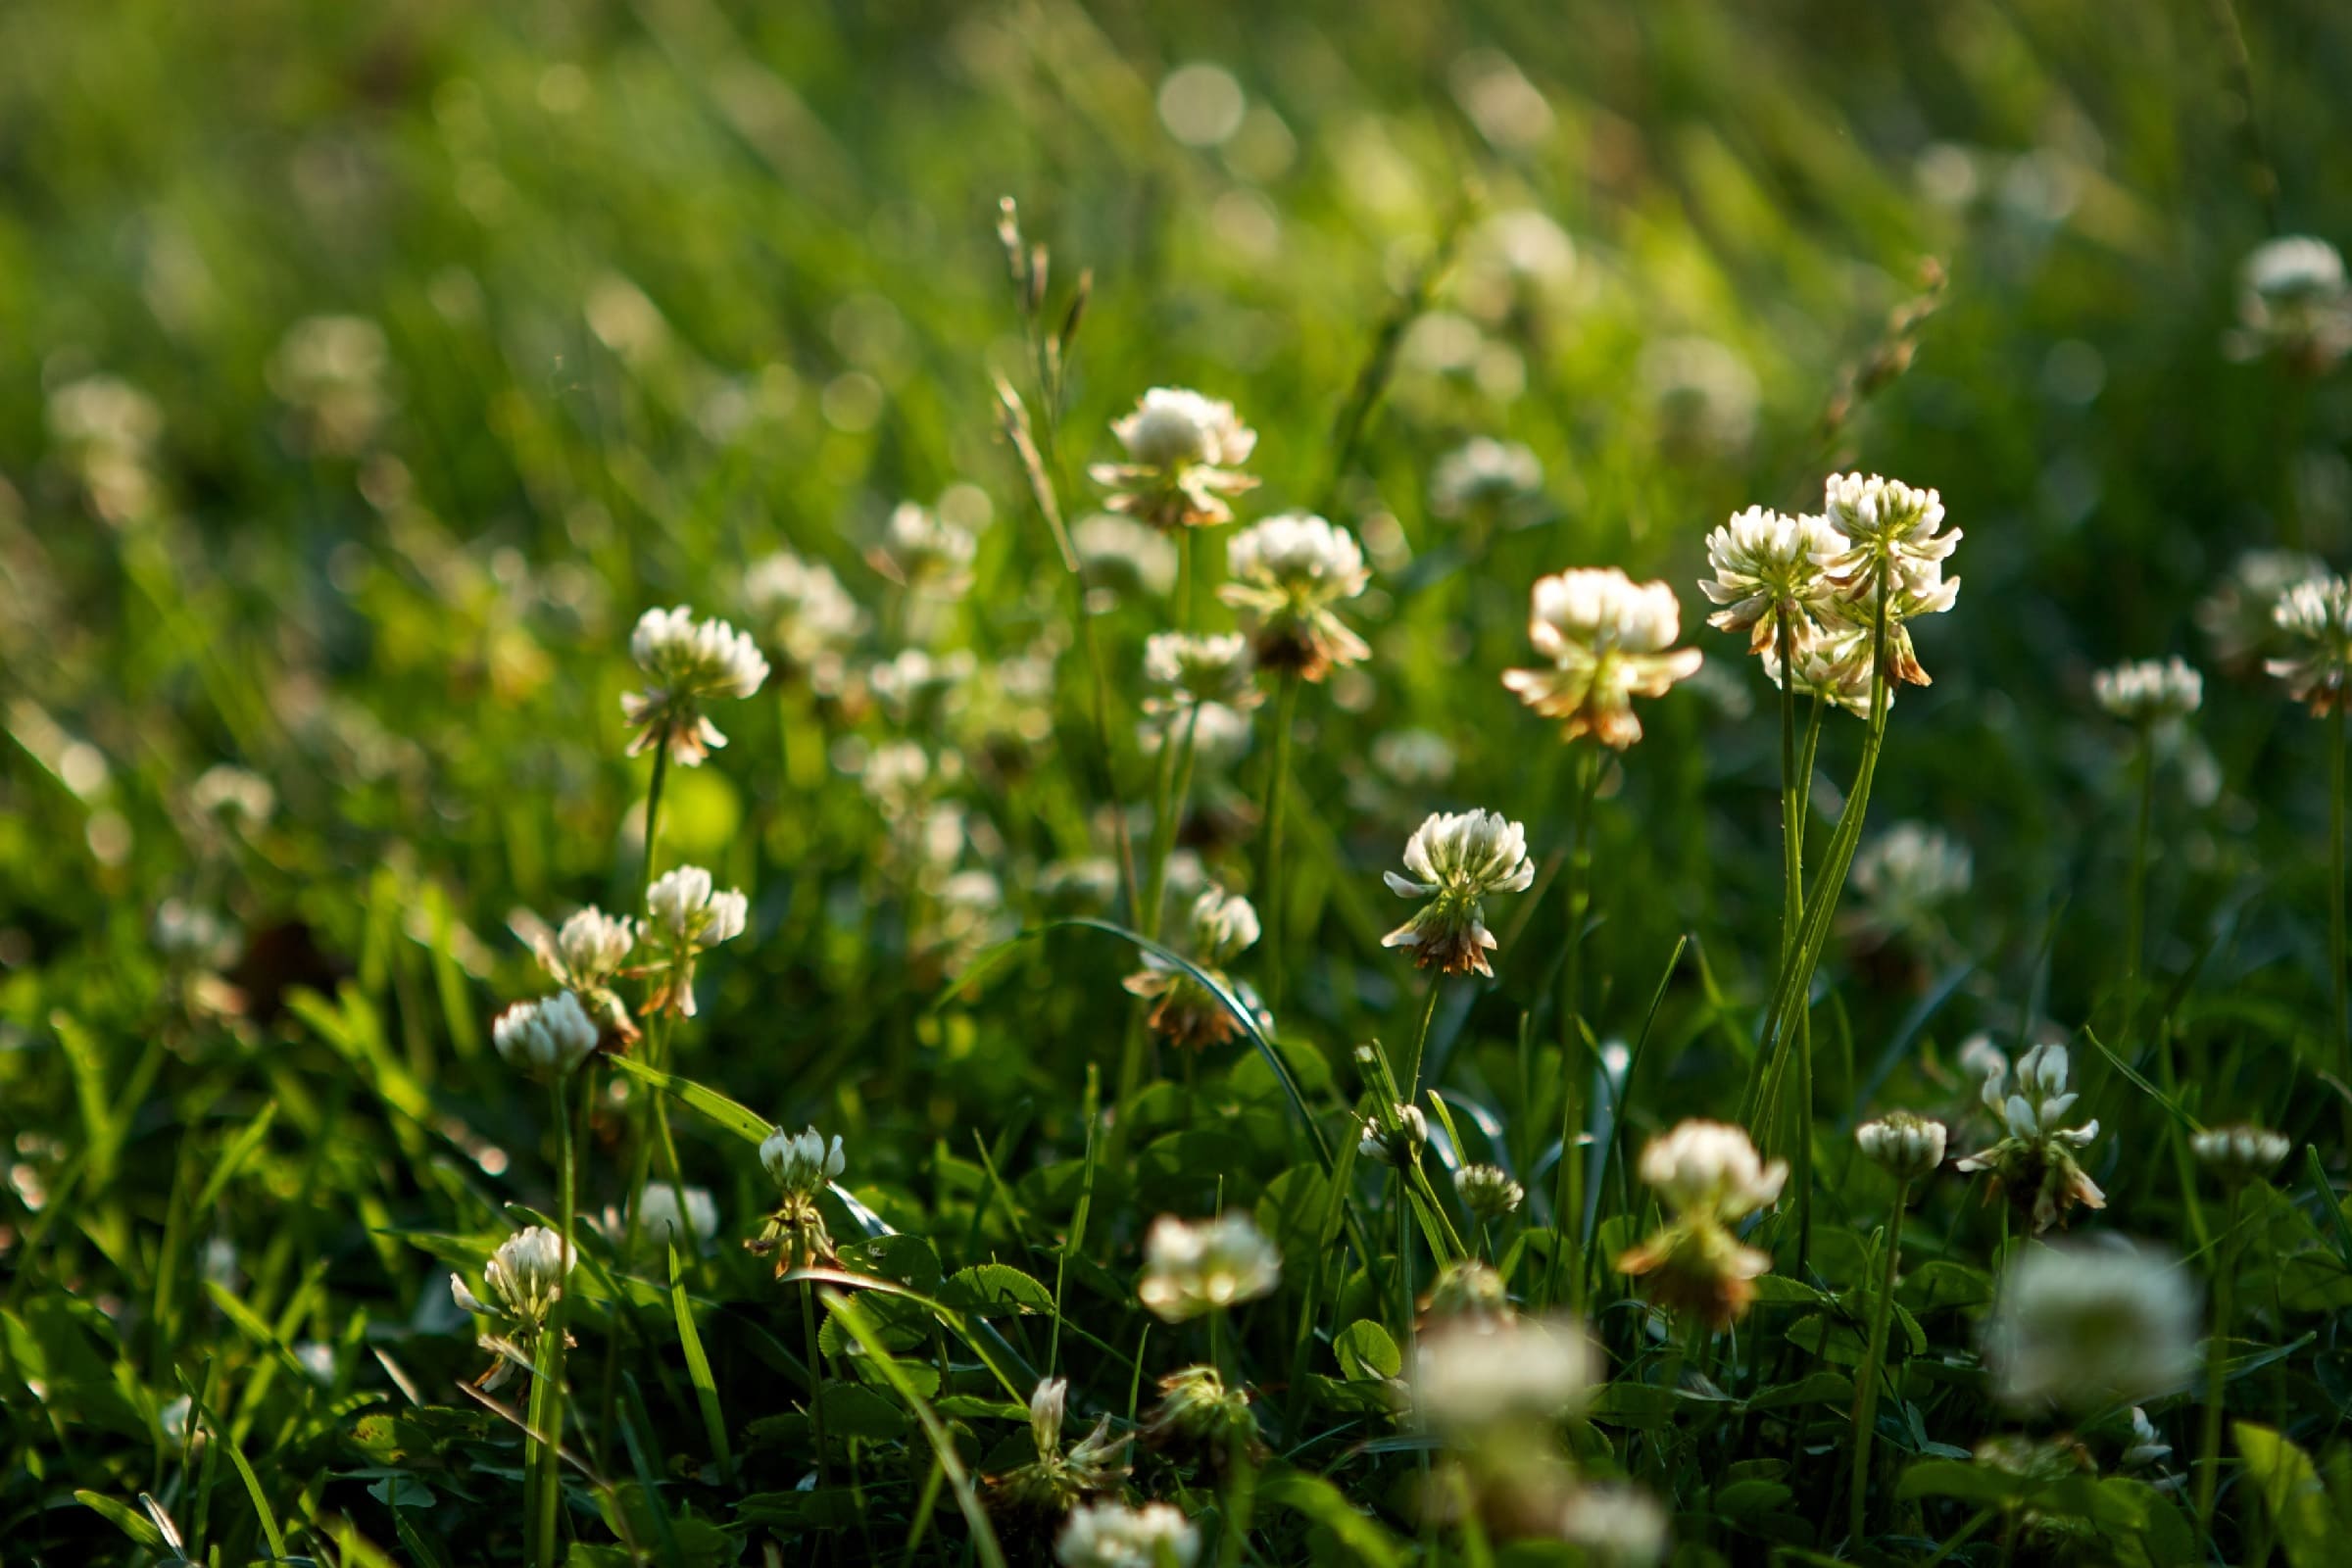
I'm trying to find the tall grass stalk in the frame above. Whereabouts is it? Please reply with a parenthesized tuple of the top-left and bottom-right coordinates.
(2331, 703, 2348, 1150)
(2121, 724, 2157, 1057)
(1544, 746, 1601, 1310)
(1261, 670, 1302, 1007)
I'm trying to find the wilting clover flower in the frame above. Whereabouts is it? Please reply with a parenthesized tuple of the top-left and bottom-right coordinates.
(1380, 809, 1536, 977)
(1856, 1112, 1947, 1181)
(990, 1376, 1127, 1515)
(1091, 387, 1258, 531)
(1055, 1499, 1202, 1568)
(1616, 1120, 1787, 1327)
(1137, 1212, 1280, 1321)
(1851, 821, 1972, 943)
(1559, 1484, 1671, 1568)
(1142, 632, 1263, 717)
(492, 991, 601, 1079)
(1431, 437, 1544, 525)
(1123, 886, 1264, 1051)
(450, 1226, 575, 1391)
(1142, 1365, 1262, 1469)
(1697, 507, 1846, 655)
(874, 501, 978, 599)
(622, 606, 770, 765)
(1219, 514, 1373, 681)
(2192, 1122, 2290, 1186)
(1955, 1043, 2105, 1233)
(1983, 1240, 2199, 1411)
(533, 906, 638, 1041)
(1502, 568, 1702, 749)
(1357, 1102, 1429, 1167)
(2268, 574, 2352, 715)
(2230, 235, 2352, 371)
(1820, 473, 1962, 604)
(2094, 657, 2204, 725)
(743, 550, 863, 679)
(1455, 1163, 1526, 1220)
(1413, 1314, 1596, 1438)
(751, 1125, 844, 1274)
(642, 866, 747, 1018)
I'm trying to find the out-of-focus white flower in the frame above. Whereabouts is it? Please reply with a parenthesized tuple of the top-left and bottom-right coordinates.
(2122, 1406, 2174, 1475)
(1380, 809, 1536, 977)
(1219, 514, 1373, 681)
(536, 907, 635, 992)
(2191, 1123, 2289, 1185)
(1698, 507, 1846, 655)
(2268, 574, 2352, 715)
(1454, 1162, 1526, 1219)
(1056, 1499, 1201, 1568)
(743, 550, 864, 678)
(1559, 1483, 1671, 1568)
(2231, 236, 2352, 370)
(492, 992, 601, 1078)
(625, 1183, 720, 1250)
(1956, 1043, 2106, 1233)
(643, 866, 748, 1017)
(1372, 729, 1456, 788)
(153, 898, 240, 969)
(450, 1226, 576, 1389)
(2199, 549, 2328, 671)
(1456, 208, 1577, 321)
(1414, 1314, 1596, 1436)
(872, 501, 979, 600)
(1143, 632, 1262, 716)
(1619, 1121, 1787, 1327)
(189, 764, 276, 830)
(1502, 568, 1702, 749)
(48, 373, 164, 520)
(1124, 887, 1265, 1050)
(292, 1341, 338, 1386)
(1091, 388, 1258, 531)
(1138, 1212, 1280, 1321)
(1984, 1240, 2199, 1411)
(760, 1126, 845, 1200)
(2094, 657, 2204, 725)
(1856, 1112, 1948, 1181)
(268, 315, 393, 455)
(1640, 335, 1759, 456)
(1431, 437, 1544, 524)
(622, 606, 770, 765)
(1075, 512, 1181, 610)
(1357, 1102, 1429, 1167)
(868, 646, 976, 729)
(1639, 1120, 1788, 1223)
(1140, 701, 1252, 771)
(1852, 821, 1972, 942)
(159, 1395, 199, 1455)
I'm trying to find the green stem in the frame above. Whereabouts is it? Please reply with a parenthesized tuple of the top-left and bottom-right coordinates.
(1399, 974, 1443, 1106)
(1545, 747, 1601, 1310)
(1262, 671, 1301, 1008)
(639, 739, 669, 908)
(2196, 1185, 2244, 1538)
(2331, 703, 2348, 1150)
(1848, 1180, 1909, 1547)
(531, 1074, 577, 1568)
(2123, 728, 2156, 1054)
(804, 1279, 830, 1488)
(1141, 705, 1204, 944)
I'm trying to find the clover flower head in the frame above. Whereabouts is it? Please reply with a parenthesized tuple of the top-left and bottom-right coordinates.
(268, 315, 392, 455)
(1413, 1314, 1596, 1437)
(2122, 1406, 2174, 1474)
(1856, 1111, 1948, 1181)
(1503, 567, 1702, 748)
(1357, 1102, 1429, 1167)
(1820, 472, 1960, 595)
(1138, 1212, 1280, 1321)
(1188, 886, 1260, 964)
(1956, 1042, 2105, 1232)
(1639, 1120, 1788, 1222)
(621, 1184, 719, 1251)
(1698, 506, 1846, 654)
(1619, 1121, 1785, 1327)
(450, 1226, 575, 1389)
(1092, 387, 1258, 532)
(1372, 728, 1456, 788)
(993, 1376, 1128, 1515)
(1218, 514, 1373, 680)
(2094, 656, 2204, 724)
(1379, 808, 1536, 976)
(642, 865, 747, 1017)
(1560, 1483, 1671, 1568)
(538, 906, 635, 992)
(743, 550, 863, 673)
(1421, 1258, 1510, 1321)
(1431, 436, 1544, 522)
(1454, 1162, 1526, 1220)
(2195, 549, 2327, 671)
(2191, 1122, 2289, 1185)
(760, 1125, 845, 1200)
(1984, 1240, 2199, 1412)
(1142, 1364, 1261, 1465)
(1759, 620, 1881, 717)
(1056, 1499, 1202, 1568)
(2233, 235, 2352, 370)
(876, 502, 979, 598)
(1074, 512, 1181, 607)
(2268, 574, 2352, 715)
(492, 991, 600, 1079)
(189, 763, 277, 830)
(622, 606, 769, 765)
(1123, 886, 1265, 1051)
(869, 646, 976, 728)
(1852, 821, 1972, 941)
(1143, 631, 1262, 716)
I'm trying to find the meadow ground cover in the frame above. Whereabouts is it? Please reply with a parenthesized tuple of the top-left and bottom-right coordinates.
(9, 2, 2352, 1564)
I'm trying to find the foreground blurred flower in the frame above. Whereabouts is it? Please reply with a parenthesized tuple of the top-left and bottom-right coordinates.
(1502, 568, 1702, 748)
(1381, 809, 1537, 976)
(990, 1376, 1127, 1514)
(2094, 657, 2204, 726)
(1454, 1163, 1526, 1221)
(1851, 821, 1972, 944)
(1856, 1111, 1947, 1181)
(1091, 387, 1258, 531)
(1414, 1314, 1596, 1437)
(1616, 1120, 1787, 1327)
(1984, 1240, 2198, 1411)
(1219, 514, 1373, 680)
(622, 606, 770, 765)
(2191, 1122, 2289, 1186)
(492, 992, 601, 1079)
(1559, 1483, 1671, 1568)
(1142, 1364, 1262, 1468)
(1138, 1212, 1280, 1321)
(1056, 1498, 1201, 1568)
(2268, 574, 2352, 714)
(752, 1126, 844, 1273)
(643, 866, 748, 1017)
(1142, 632, 1262, 717)
(1123, 886, 1264, 1050)
(450, 1226, 575, 1390)
(1955, 1043, 2105, 1232)
(533, 906, 638, 1041)
(1697, 506, 1845, 654)
(2230, 235, 2352, 372)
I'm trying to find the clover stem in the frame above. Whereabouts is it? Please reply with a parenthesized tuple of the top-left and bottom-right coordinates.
(2195, 1183, 2243, 1538)
(1261, 670, 1301, 1008)
(1544, 745, 1601, 1310)
(1848, 1177, 1909, 1547)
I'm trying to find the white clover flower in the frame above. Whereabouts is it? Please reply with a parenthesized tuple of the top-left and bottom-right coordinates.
(1091, 387, 1258, 531)
(450, 1226, 575, 1389)
(1851, 821, 1972, 942)
(1760, 620, 1881, 717)
(1559, 1483, 1671, 1568)
(1697, 507, 1847, 654)
(868, 646, 976, 728)
(1218, 514, 1373, 681)
(1371, 728, 1456, 788)
(2232, 235, 2352, 369)
(1124, 887, 1265, 1051)
(1413, 1314, 1596, 1436)
(188, 764, 277, 830)
(1453, 1162, 1525, 1220)
(2191, 1122, 2289, 1185)
(1855, 1112, 1948, 1181)
(1139, 701, 1252, 770)
(1502, 567, 1702, 749)
(1074, 512, 1181, 607)
(2122, 1406, 2174, 1474)
(630, 1183, 719, 1250)
(153, 898, 239, 969)
(996, 1376, 1126, 1513)
(536, 906, 635, 992)
(2268, 574, 2352, 715)
(1640, 335, 1760, 456)
(49, 373, 164, 519)
(1431, 436, 1544, 522)
(1984, 1240, 2199, 1411)
(743, 550, 863, 674)
(760, 1125, 846, 1200)
(875, 502, 979, 599)
(1638, 1120, 1788, 1224)
(1056, 1499, 1201, 1568)
(491, 991, 601, 1078)
(622, 606, 770, 765)
(1820, 472, 1962, 600)
(643, 865, 748, 1017)
(1955, 1042, 2106, 1233)
(1357, 1102, 1429, 1167)
(1142, 632, 1262, 716)
(1380, 809, 1536, 977)
(1138, 1212, 1281, 1321)
(268, 315, 392, 455)
(2094, 656, 2204, 725)
(1188, 886, 1260, 964)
